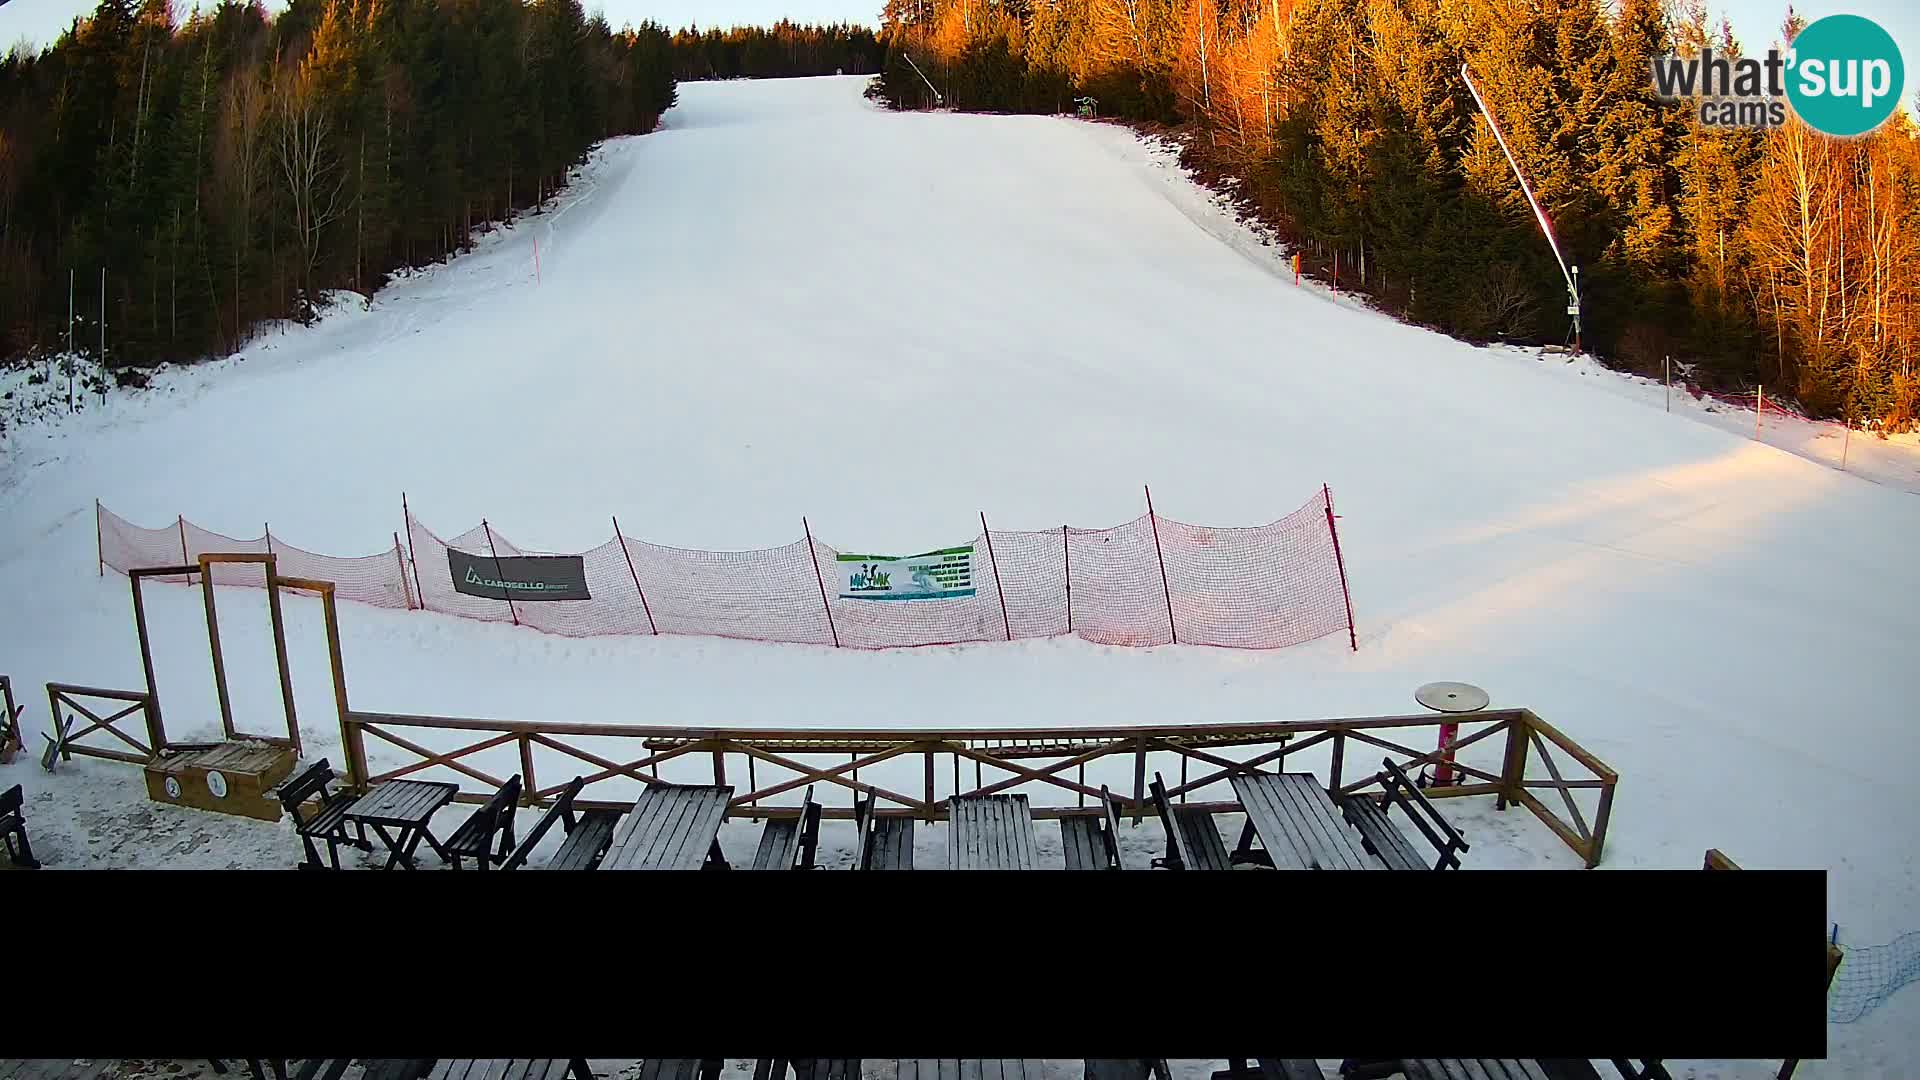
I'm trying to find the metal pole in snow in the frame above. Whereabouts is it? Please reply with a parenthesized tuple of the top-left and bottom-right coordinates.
(1756, 385, 1764, 440)
(1841, 419, 1851, 471)
(1665, 355, 1670, 413)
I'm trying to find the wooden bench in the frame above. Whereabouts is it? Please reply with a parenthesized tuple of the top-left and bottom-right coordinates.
(502, 776, 624, 871)
(751, 784, 823, 870)
(358, 1062, 438, 1080)
(1, 783, 38, 869)
(1340, 758, 1469, 870)
(275, 759, 369, 870)
(1211, 1060, 1326, 1080)
(1533, 1063, 1670, 1080)
(429, 1062, 592, 1080)
(1088, 1061, 1173, 1080)
(637, 1062, 721, 1080)
(853, 794, 914, 870)
(1342, 1059, 1550, 1080)
(898, 1062, 1042, 1080)
(1148, 771, 1231, 870)
(445, 774, 522, 870)
(756, 1060, 859, 1080)
(1060, 785, 1125, 870)
(948, 792, 1039, 869)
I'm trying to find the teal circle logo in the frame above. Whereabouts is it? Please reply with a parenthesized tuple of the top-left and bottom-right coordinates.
(1786, 15, 1904, 137)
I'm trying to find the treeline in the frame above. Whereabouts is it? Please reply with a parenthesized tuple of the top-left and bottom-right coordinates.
(0, 0, 675, 373)
(873, 0, 1920, 429)
(670, 22, 885, 81)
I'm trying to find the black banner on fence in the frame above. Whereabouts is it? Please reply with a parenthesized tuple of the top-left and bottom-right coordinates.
(448, 548, 590, 601)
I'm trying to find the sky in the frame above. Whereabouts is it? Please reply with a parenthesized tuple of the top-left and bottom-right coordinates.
(0, 0, 1913, 110)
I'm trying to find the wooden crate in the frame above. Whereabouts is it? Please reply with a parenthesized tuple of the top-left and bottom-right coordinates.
(145, 741, 297, 823)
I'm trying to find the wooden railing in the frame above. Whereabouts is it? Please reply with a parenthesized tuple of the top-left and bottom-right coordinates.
(45, 683, 164, 765)
(339, 706, 1621, 866)
(0, 675, 22, 763)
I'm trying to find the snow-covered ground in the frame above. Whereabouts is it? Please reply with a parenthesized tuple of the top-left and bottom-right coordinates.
(2, 76, 1917, 1074)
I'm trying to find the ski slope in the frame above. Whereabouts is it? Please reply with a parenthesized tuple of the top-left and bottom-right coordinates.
(2, 76, 1918, 1070)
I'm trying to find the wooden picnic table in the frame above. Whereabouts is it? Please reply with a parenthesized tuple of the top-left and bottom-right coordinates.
(600, 783, 734, 870)
(898, 1063, 1042, 1080)
(342, 779, 460, 870)
(947, 793, 1038, 870)
(1229, 771, 1380, 871)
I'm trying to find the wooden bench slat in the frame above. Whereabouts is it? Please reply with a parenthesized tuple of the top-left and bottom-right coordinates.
(1231, 773, 1311, 870)
(1276, 773, 1373, 870)
(1060, 817, 1102, 870)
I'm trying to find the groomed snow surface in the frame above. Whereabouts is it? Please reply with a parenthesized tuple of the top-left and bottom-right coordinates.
(2, 76, 1918, 1075)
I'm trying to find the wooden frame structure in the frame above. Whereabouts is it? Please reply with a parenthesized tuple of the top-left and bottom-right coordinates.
(46, 553, 336, 765)
(334, 705, 1620, 866)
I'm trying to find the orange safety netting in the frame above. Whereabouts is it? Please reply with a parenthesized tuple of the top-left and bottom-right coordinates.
(96, 488, 1355, 651)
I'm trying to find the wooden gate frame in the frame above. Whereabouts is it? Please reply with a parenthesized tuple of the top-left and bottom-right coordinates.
(47, 553, 322, 765)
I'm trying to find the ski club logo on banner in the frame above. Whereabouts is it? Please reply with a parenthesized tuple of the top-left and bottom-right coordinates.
(838, 546, 976, 601)
(1649, 13, 1904, 136)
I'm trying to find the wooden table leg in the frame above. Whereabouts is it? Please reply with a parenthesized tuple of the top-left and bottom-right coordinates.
(417, 822, 450, 861)
(369, 822, 416, 870)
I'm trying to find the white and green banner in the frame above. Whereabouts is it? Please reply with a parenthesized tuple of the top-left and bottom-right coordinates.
(837, 545, 975, 601)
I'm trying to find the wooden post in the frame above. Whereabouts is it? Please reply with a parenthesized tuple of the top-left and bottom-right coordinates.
(1061, 524, 1072, 634)
(1329, 730, 1345, 797)
(713, 747, 726, 787)
(1132, 736, 1147, 825)
(482, 519, 517, 626)
(401, 493, 426, 611)
(1496, 717, 1527, 811)
(1586, 778, 1614, 868)
(263, 557, 301, 756)
(1144, 486, 1177, 644)
(802, 516, 839, 648)
(520, 733, 537, 806)
(393, 532, 413, 609)
(130, 572, 166, 744)
(201, 560, 238, 741)
(317, 586, 358, 789)
(613, 515, 659, 634)
(980, 512, 1011, 641)
(1324, 484, 1358, 651)
(1841, 420, 1851, 471)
